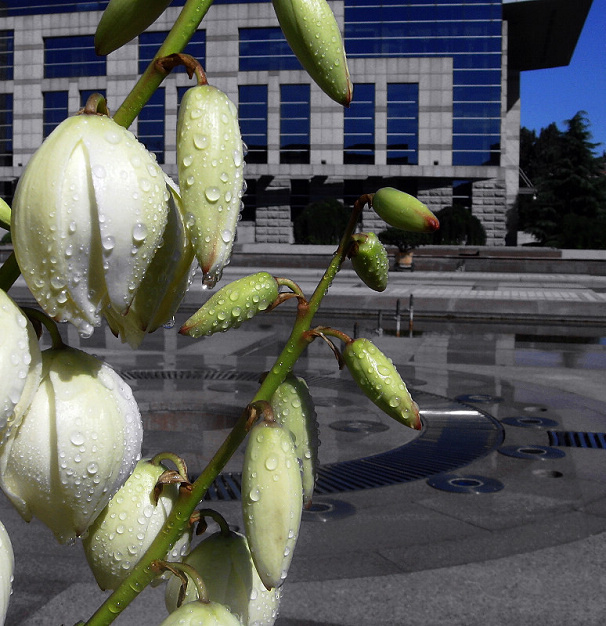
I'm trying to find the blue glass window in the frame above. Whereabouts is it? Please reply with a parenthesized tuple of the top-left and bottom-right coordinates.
(0, 31, 14, 81)
(387, 83, 418, 165)
(138, 88, 165, 163)
(44, 36, 105, 78)
(239, 85, 268, 164)
(43, 91, 68, 138)
(280, 84, 310, 164)
(0, 93, 13, 167)
(344, 84, 375, 164)
(239, 28, 301, 71)
(453, 179, 472, 209)
(1, 1, 108, 16)
(344, 0, 502, 166)
(138, 31, 206, 74)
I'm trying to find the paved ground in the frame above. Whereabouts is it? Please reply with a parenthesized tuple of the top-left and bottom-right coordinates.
(2, 264, 606, 625)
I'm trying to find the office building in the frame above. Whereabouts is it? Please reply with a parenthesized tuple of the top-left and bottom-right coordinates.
(0, 0, 592, 245)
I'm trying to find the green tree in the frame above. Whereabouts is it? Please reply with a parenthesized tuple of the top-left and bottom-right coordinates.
(518, 111, 606, 248)
(293, 198, 350, 244)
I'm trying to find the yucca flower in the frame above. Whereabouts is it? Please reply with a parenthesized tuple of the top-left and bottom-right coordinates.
(11, 108, 171, 339)
(0, 345, 143, 544)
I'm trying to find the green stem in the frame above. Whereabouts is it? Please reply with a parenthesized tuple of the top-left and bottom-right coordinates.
(197, 508, 231, 537)
(22, 307, 64, 349)
(0, 252, 21, 292)
(83, 195, 369, 625)
(112, 0, 215, 129)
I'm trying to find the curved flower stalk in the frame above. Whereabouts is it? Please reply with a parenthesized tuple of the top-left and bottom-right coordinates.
(272, 0, 352, 106)
(95, 0, 173, 55)
(177, 82, 245, 288)
(0, 520, 13, 625)
(104, 179, 195, 347)
(11, 108, 170, 339)
(84, 459, 191, 590)
(165, 529, 281, 625)
(0, 290, 42, 447)
(0, 346, 143, 544)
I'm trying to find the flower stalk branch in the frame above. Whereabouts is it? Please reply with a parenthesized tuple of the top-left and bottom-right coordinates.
(83, 193, 371, 625)
(112, 0, 216, 128)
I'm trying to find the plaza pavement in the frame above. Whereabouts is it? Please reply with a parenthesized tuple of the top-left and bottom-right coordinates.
(2, 261, 606, 625)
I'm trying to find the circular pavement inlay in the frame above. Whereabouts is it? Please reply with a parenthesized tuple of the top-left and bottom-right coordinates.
(427, 474, 504, 494)
(501, 416, 559, 429)
(455, 393, 504, 404)
(329, 420, 390, 434)
(498, 445, 566, 460)
(302, 498, 357, 522)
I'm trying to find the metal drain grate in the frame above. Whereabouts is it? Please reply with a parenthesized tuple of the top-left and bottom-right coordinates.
(121, 368, 262, 382)
(202, 393, 505, 501)
(548, 431, 606, 449)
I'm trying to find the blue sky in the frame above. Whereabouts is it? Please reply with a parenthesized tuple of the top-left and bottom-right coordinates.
(520, 0, 606, 154)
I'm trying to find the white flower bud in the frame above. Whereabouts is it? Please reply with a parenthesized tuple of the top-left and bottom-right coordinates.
(0, 520, 14, 625)
(83, 459, 191, 590)
(165, 530, 281, 626)
(0, 289, 42, 447)
(104, 178, 194, 348)
(11, 112, 171, 339)
(0, 346, 142, 544)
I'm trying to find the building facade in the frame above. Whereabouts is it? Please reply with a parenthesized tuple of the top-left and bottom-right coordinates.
(0, 0, 591, 245)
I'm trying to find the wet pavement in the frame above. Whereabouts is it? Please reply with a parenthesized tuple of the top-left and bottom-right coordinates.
(2, 266, 606, 625)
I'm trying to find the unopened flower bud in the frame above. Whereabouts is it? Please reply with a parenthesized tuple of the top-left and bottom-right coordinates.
(177, 84, 245, 288)
(242, 420, 302, 590)
(159, 601, 242, 626)
(95, 0, 173, 55)
(83, 459, 191, 590)
(11, 111, 170, 339)
(272, 0, 352, 106)
(348, 232, 389, 292)
(0, 290, 42, 447)
(180, 272, 279, 338)
(372, 187, 439, 233)
(0, 520, 14, 625)
(342, 338, 421, 430)
(0, 346, 143, 544)
(104, 179, 195, 348)
(165, 530, 281, 626)
(271, 374, 319, 508)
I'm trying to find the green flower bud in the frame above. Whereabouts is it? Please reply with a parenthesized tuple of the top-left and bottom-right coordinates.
(104, 179, 195, 348)
(242, 421, 303, 590)
(0, 290, 42, 447)
(83, 459, 191, 590)
(165, 530, 281, 626)
(272, 0, 352, 106)
(177, 85, 245, 288)
(11, 112, 171, 339)
(0, 520, 14, 625)
(342, 338, 421, 430)
(372, 187, 439, 233)
(0, 346, 143, 544)
(348, 232, 389, 292)
(180, 272, 279, 338)
(271, 374, 319, 508)
(159, 601, 242, 626)
(95, 0, 173, 55)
